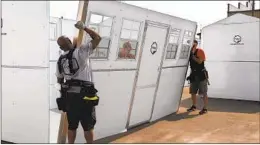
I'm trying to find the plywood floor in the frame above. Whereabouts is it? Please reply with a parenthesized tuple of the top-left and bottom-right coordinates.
(95, 87, 260, 143)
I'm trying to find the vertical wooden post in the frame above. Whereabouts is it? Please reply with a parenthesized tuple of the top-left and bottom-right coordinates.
(74, 0, 89, 47)
(57, 1, 89, 144)
(252, 0, 255, 17)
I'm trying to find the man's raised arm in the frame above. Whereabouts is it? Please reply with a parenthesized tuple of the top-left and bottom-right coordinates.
(84, 27, 101, 49)
(192, 49, 205, 64)
(75, 21, 101, 50)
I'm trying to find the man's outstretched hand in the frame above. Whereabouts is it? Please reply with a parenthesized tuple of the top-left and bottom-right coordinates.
(75, 21, 85, 30)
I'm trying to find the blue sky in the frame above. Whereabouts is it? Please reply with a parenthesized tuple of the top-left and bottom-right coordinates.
(50, 1, 260, 31)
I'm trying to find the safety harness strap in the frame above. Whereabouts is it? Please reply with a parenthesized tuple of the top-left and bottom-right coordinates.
(57, 48, 76, 75)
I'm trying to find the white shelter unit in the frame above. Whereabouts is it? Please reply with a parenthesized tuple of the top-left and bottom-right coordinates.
(1, 1, 197, 143)
(201, 13, 259, 102)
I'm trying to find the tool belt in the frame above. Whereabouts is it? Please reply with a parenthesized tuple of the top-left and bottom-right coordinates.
(68, 79, 99, 107)
(56, 84, 69, 112)
(187, 69, 209, 83)
(56, 80, 99, 112)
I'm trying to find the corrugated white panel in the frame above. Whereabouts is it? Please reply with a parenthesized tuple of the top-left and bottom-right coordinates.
(2, 68, 49, 143)
(206, 61, 260, 101)
(2, 1, 49, 67)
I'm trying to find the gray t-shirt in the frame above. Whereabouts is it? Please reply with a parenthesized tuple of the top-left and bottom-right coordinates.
(56, 42, 93, 82)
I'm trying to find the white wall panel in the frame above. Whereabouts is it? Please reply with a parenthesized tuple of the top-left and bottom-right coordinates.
(1, 1, 50, 143)
(49, 61, 57, 85)
(49, 17, 61, 61)
(0, 0, 2, 140)
(206, 61, 259, 101)
(50, 41, 61, 61)
(151, 67, 187, 121)
(49, 111, 61, 143)
(61, 19, 77, 41)
(74, 71, 136, 143)
(2, 68, 49, 143)
(202, 22, 260, 62)
(129, 87, 155, 126)
(50, 84, 59, 109)
(2, 1, 49, 67)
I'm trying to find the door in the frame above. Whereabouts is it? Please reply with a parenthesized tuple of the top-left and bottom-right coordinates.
(127, 21, 169, 127)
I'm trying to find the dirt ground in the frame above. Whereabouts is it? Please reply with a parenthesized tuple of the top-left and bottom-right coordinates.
(96, 87, 260, 144)
(1, 88, 259, 144)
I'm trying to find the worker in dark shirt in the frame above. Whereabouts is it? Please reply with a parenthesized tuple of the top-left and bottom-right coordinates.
(187, 40, 209, 115)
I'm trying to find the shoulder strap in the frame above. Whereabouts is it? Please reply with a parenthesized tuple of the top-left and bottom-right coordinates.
(67, 48, 76, 74)
(57, 55, 64, 74)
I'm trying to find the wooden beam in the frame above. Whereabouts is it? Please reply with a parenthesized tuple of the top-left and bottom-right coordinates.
(74, 0, 89, 47)
(57, 1, 89, 144)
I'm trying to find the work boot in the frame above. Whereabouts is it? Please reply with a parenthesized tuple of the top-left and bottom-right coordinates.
(199, 108, 208, 115)
(187, 105, 196, 112)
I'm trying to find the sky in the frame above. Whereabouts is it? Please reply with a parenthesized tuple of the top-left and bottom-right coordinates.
(50, 0, 260, 31)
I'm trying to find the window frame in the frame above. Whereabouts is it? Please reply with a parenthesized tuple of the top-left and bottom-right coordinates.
(116, 18, 143, 61)
(165, 28, 182, 60)
(50, 22, 58, 41)
(86, 11, 115, 60)
(179, 30, 194, 59)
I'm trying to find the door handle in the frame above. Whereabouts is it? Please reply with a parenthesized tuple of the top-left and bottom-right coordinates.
(1, 33, 7, 35)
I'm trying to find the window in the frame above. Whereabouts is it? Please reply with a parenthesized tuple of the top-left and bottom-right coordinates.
(50, 22, 57, 40)
(179, 30, 193, 59)
(118, 19, 141, 59)
(87, 13, 113, 59)
(165, 28, 181, 59)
